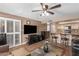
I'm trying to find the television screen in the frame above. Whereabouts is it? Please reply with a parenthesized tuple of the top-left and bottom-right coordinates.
(0, 34, 6, 45)
(24, 25, 37, 34)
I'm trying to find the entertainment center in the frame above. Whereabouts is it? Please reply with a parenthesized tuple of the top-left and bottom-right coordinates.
(28, 34, 42, 45)
(27, 31, 50, 45)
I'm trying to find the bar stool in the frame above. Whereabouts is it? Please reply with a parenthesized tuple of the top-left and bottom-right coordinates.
(64, 37, 69, 46)
(52, 35, 58, 45)
(61, 37, 69, 47)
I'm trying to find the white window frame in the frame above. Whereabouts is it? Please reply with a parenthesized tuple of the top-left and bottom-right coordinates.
(0, 17, 21, 48)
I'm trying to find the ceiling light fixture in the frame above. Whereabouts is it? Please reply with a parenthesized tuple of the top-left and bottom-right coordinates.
(41, 11, 49, 16)
(26, 18, 31, 24)
(27, 20, 30, 24)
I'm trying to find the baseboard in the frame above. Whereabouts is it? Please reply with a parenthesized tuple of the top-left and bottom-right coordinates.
(21, 41, 28, 45)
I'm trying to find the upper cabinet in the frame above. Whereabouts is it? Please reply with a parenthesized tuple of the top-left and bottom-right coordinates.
(71, 24, 79, 29)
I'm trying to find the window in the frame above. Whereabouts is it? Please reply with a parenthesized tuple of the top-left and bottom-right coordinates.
(0, 17, 21, 48)
(7, 34, 14, 47)
(0, 19, 5, 33)
(15, 34, 20, 45)
(7, 20, 13, 33)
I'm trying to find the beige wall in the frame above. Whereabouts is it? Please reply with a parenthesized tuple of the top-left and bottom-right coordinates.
(0, 12, 47, 43)
(50, 22, 58, 33)
(21, 18, 47, 43)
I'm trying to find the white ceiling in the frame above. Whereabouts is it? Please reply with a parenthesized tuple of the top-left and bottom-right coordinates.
(0, 3, 79, 23)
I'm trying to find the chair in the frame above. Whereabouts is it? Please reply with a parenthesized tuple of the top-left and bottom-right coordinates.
(0, 44, 9, 53)
(61, 37, 69, 47)
(0, 44, 9, 56)
(52, 34, 58, 44)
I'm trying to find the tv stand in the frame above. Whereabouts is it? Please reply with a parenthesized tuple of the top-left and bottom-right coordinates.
(27, 31, 50, 45)
(28, 34, 42, 45)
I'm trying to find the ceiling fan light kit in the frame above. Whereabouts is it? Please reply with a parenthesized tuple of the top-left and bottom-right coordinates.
(41, 11, 49, 16)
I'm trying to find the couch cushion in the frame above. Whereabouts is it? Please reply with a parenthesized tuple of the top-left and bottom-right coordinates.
(0, 44, 9, 53)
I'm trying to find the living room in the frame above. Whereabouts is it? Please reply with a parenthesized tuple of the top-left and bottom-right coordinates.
(0, 3, 79, 56)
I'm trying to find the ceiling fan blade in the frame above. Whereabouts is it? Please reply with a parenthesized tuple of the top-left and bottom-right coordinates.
(40, 3, 44, 10)
(49, 4, 61, 10)
(47, 11, 54, 15)
(40, 3, 43, 6)
(32, 10, 42, 12)
(45, 5, 48, 10)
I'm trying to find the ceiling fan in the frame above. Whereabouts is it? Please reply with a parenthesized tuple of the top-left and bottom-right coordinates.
(32, 3, 61, 16)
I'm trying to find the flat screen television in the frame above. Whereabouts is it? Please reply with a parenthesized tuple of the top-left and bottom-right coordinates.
(0, 34, 7, 46)
(24, 25, 37, 34)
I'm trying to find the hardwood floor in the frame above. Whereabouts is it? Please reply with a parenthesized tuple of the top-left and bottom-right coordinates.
(9, 41, 72, 56)
(55, 43, 72, 56)
(9, 40, 45, 55)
